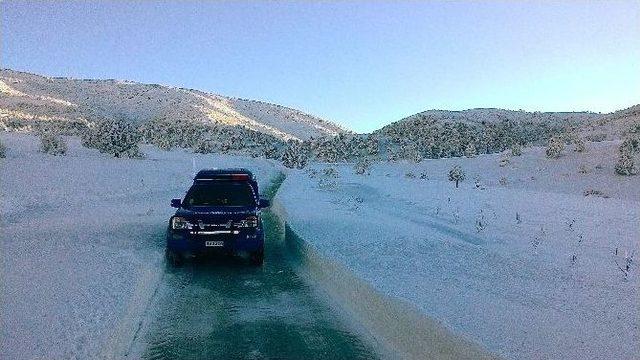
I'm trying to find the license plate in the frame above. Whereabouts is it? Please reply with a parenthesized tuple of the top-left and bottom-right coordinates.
(205, 241, 224, 247)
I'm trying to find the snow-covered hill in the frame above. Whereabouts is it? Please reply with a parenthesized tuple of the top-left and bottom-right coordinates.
(392, 108, 604, 127)
(578, 104, 640, 141)
(0, 69, 345, 141)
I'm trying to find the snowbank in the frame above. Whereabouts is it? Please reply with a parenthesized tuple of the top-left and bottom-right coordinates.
(0, 133, 279, 359)
(271, 199, 497, 360)
(276, 142, 639, 359)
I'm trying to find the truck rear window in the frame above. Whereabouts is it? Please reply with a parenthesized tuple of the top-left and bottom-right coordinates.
(183, 181, 256, 207)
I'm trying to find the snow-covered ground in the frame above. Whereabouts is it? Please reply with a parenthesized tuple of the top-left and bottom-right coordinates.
(0, 133, 279, 359)
(2, 131, 638, 359)
(277, 141, 640, 359)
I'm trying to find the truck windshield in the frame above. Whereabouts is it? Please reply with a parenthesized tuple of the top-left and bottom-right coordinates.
(183, 181, 256, 207)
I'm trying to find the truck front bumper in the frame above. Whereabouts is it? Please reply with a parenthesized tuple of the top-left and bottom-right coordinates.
(166, 228, 264, 256)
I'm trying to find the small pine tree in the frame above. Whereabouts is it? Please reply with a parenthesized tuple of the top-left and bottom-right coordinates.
(545, 136, 565, 158)
(354, 158, 371, 175)
(615, 136, 639, 176)
(365, 135, 379, 156)
(281, 143, 308, 169)
(82, 119, 143, 158)
(511, 143, 522, 156)
(263, 144, 280, 159)
(615, 151, 637, 176)
(448, 165, 465, 188)
(464, 143, 477, 158)
(573, 137, 586, 152)
(39, 132, 67, 156)
(620, 137, 639, 155)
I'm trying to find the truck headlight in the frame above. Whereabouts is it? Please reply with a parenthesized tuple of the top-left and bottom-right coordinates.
(235, 216, 258, 228)
(171, 216, 192, 230)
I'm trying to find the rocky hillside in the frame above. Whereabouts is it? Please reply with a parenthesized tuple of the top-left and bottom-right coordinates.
(0, 69, 345, 141)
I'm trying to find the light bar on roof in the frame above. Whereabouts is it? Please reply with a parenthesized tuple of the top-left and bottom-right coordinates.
(195, 173, 251, 181)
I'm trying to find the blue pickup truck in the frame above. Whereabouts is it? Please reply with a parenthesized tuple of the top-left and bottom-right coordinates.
(166, 168, 270, 265)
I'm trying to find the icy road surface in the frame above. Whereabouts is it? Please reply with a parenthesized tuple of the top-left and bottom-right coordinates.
(136, 210, 379, 360)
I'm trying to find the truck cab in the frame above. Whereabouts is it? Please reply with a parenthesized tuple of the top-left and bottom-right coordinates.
(166, 168, 270, 265)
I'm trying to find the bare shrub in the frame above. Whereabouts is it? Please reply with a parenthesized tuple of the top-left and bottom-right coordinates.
(573, 137, 586, 152)
(499, 156, 510, 167)
(405, 171, 416, 179)
(281, 142, 308, 169)
(619, 137, 639, 155)
(499, 177, 508, 186)
(39, 131, 67, 156)
(354, 159, 371, 175)
(545, 136, 565, 158)
(614, 153, 636, 175)
(585, 133, 607, 142)
(583, 189, 609, 198)
(578, 164, 589, 174)
(475, 209, 486, 233)
(615, 139, 638, 176)
(0, 139, 6, 158)
(532, 226, 546, 251)
(510, 144, 522, 156)
(614, 249, 635, 281)
(82, 119, 143, 158)
(474, 175, 482, 189)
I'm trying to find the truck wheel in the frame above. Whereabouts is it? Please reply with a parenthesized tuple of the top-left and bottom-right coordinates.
(250, 249, 264, 266)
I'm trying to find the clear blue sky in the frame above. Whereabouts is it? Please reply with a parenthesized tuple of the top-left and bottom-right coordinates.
(2, 1, 639, 132)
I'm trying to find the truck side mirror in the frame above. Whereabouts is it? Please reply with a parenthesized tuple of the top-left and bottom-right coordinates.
(259, 198, 270, 209)
(171, 198, 182, 208)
